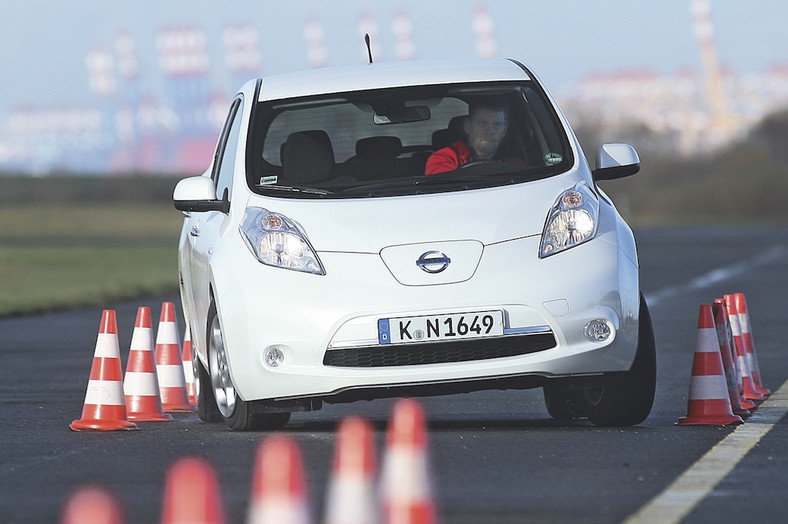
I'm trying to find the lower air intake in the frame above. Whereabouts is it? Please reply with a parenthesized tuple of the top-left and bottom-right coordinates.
(323, 333, 556, 368)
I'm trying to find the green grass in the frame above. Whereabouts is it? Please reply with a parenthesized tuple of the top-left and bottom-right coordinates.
(0, 245, 178, 314)
(0, 201, 184, 316)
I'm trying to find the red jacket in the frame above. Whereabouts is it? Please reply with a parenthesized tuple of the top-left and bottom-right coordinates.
(424, 141, 471, 175)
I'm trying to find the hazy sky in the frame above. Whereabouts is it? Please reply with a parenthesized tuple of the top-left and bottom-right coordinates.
(1, 0, 786, 113)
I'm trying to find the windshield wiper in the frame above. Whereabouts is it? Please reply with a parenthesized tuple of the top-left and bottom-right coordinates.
(339, 178, 429, 197)
(445, 164, 561, 184)
(340, 173, 520, 197)
(259, 185, 332, 196)
(338, 166, 557, 197)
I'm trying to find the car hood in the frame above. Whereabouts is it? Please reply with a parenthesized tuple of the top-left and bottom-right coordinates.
(245, 171, 587, 254)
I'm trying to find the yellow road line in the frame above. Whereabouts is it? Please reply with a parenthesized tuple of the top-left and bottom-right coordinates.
(624, 379, 788, 524)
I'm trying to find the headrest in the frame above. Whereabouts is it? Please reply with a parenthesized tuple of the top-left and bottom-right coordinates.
(432, 115, 468, 149)
(355, 136, 402, 159)
(282, 130, 335, 184)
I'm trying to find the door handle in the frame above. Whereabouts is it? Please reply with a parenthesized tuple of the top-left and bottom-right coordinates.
(189, 224, 200, 237)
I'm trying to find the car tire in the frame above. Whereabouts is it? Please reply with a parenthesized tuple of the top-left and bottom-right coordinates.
(584, 293, 657, 427)
(543, 380, 588, 420)
(222, 397, 291, 432)
(194, 352, 222, 423)
(206, 300, 291, 431)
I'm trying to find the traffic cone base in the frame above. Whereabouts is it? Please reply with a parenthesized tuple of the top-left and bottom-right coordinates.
(677, 398, 743, 426)
(740, 380, 765, 401)
(70, 407, 138, 431)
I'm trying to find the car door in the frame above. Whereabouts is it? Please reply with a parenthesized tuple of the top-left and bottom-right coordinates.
(184, 96, 244, 331)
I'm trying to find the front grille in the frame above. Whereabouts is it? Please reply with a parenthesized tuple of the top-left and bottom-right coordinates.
(323, 333, 556, 368)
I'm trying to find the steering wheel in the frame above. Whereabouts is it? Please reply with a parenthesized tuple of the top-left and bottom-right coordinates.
(459, 159, 500, 169)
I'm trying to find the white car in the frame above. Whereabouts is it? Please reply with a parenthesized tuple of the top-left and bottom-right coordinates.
(173, 58, 655, 430)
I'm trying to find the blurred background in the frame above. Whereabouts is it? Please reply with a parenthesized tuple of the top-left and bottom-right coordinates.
(1, 0, 787, 314)
(2, 0, 787, 176)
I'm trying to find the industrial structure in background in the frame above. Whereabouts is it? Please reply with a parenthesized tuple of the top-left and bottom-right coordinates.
(558, 0, 787, 156)
(1, 3, 787, 175)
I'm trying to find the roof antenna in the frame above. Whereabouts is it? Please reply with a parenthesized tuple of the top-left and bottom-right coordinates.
(364, 33, 373, 64)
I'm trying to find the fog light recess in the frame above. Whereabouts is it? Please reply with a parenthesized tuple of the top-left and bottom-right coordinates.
(584, 319, 612, 342)
(262, 345, 288, 368)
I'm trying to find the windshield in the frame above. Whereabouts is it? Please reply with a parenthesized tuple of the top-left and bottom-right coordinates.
(247, 81, 572, 198)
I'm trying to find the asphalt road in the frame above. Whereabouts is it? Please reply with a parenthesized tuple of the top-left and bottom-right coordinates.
(1, 225, 787, 523)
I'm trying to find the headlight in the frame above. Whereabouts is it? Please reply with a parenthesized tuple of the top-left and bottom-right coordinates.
(239, 207, 325, 275)
(539, 183, 599, 258)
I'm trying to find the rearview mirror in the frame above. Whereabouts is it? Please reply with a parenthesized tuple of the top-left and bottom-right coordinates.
(592, 143, 640, 181)
(373, 105, 431, 124)
(172, 176, 230, 214)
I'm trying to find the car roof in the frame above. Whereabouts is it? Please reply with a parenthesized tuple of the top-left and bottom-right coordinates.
(256, 58, 532, 102)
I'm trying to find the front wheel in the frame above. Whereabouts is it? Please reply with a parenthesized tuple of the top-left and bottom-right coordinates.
(206, 300, 291, 431)
(543, 380, 588, 420)
(585, 294, 657, 427)
(194, 351, 221, 423)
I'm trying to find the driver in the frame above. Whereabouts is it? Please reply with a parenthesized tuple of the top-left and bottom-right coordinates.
(424, 100, 508, 175)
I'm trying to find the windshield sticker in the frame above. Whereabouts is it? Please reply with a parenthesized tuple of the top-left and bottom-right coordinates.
(544, 153, 563, 165)
(259, 176, 278, 185)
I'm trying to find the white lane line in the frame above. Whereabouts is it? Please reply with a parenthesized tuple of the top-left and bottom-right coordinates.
(644, 245, 788, 307)
(624, 379, 788, 524)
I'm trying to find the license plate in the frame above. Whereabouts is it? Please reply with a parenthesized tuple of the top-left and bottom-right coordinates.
(378, 311, 504, 345)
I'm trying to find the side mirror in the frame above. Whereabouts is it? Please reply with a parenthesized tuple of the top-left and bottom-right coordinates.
(173, 176, 230, 214)
(592, 143, 640, 181)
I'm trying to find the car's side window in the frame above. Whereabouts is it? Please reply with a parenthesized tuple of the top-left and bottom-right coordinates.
(213, 97, 244, 203)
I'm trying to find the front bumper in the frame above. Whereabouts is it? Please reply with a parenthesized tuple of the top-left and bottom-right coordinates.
(210, 230, 639, 402)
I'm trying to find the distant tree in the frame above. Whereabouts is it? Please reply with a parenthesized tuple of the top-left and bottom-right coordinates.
(747, 108, 788, 164)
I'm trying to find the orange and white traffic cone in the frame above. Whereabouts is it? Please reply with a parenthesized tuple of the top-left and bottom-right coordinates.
(123, 306, 172, 422)
(677, 304, 743, 426)
(729, 293, 770, 397)
(154, 302, 195, 412)
(324, 417, 378, 524)
(70, 310, 138, 431)
(61, 486, 124, 524)
(247, 436, 311, 524)
(182, 324, 197, 407)
(724, 297, 765, 403)
(714, 298, 757, 411)
(161, 457, 226, 524)
(712, 300, 750, 418)
(380, 398, 437, 524)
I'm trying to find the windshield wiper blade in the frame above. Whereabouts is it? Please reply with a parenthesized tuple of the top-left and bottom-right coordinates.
(446, 165, 560, 184)
(340, 174, 513, 197)
(338, 168, 551, 197)
(261, 185, 332, 196)
(339, 178, 433, 197)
